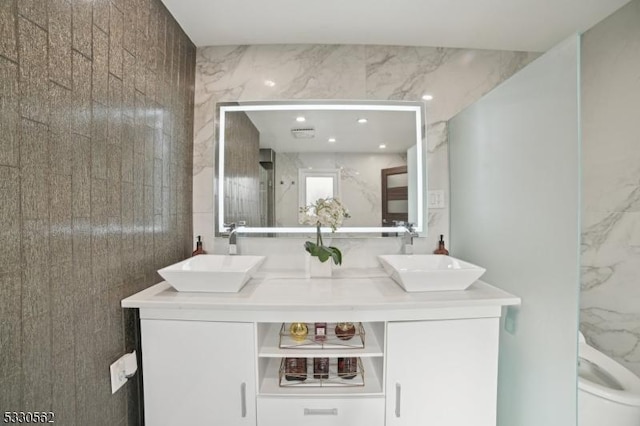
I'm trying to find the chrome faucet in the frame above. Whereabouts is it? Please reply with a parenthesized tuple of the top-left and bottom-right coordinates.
(224, 221, 245, 255)
(402, 223, 418, 254)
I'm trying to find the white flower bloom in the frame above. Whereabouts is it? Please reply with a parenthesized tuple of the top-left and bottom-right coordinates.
(299, 197, 350, 231)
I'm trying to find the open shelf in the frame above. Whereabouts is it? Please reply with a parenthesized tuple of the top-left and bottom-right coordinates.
(278, 357, 365, 388)
(258, 322, 385, 358)
(258, 357, 384, 396)
(280, 322, 366, 349)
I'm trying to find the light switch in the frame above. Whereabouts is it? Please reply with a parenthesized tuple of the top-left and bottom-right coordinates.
(428, 190, 445, 209)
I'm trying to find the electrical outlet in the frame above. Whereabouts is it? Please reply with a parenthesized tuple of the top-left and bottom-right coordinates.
(428, 190, 445, 209)
(110, 351, 138, 394)
(110, 358, 127, 394)
(504, 307, 519, 335)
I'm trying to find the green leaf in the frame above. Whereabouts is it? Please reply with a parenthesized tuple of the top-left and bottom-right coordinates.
(305, 241, 343, 265)
(304, 241, 317, 255)
(328, 246, 342, 265)
(316, 246, 333, 262)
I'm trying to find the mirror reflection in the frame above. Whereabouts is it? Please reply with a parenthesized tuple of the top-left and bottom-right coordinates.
(217, 102, 425, 234)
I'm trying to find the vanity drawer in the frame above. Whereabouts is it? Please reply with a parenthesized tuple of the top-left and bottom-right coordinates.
(257, 396, 384, 426)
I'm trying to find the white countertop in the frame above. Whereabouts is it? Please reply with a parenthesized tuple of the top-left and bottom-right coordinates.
(122, 272, 520, 322)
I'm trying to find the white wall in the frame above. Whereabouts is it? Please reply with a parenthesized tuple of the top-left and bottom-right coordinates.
(581, 0, 640, 377)
(449, 36, 580, 426)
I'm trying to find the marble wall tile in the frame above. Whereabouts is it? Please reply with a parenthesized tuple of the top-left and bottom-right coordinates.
(136, 0, 150, 38)
(0, 57, 19, 167)
(49, 174, 73, 264)
(21, 313, 53, 410)
(0, 0, 17, 62)
(73, 313, 98, 425)
(0, 167, 21, 273)
(192, 166, 214, 213)
(122, 51, 136, 115)
(193, 44, 538, 253)
(93, 0, 110, 34)
(0, 373, 22, 412)
(51, 261, 75, 355)
(153, 158, 162, 215)
(21, 158, 50, 223)
(134, 34, 147, 93)
(71, 51, 92, 136)
(17, 0, 47, 30)
(18, 18, 49, 124)
(51, 347, 77, 426)
(49, 84, 74, 177)
(20, 118, 48, 167)
(92, 102, 108, 180)
(109, 3, 124, 79)
(0, 270, 21, 385)
(71, 0, 92, 59)
(92, 27, 109, 106)
(108, 73, 123, 143)
(0, 0, 195, 419)
(71, 218, 92, 303)
(21, 221, 51, 319)
(48, 0, 72, 89)
(107, 147, 123, 213)
(107, 218, 124, 288)
(122, 0, 137, 55)
(365, 46, 538, 123)
(121, 116, 135, 183)
(72, 133, 91, 218)
(49, 82, 72, 135)
(581, 0, 640, 376)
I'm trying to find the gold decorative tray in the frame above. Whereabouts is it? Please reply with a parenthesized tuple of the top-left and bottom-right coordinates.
(279, 322, 365, 349)
(278, 357, 365, 388)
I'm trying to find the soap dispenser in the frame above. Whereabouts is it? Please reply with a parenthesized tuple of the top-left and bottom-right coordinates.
(192, 236, 205, 256)
(434, 234, 449, 255)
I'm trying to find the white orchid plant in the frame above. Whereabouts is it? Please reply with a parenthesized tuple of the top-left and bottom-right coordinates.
(299, 197, 350, 265)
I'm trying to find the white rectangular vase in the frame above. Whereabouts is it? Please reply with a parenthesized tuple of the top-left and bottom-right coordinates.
(306, 255, 332, 278)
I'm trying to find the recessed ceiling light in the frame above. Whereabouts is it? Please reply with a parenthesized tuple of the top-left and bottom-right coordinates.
(328, 138, 336, 143)
(357, 118, 368, 124)
(296, 116, 306, 122)
(264, 80, 276, 87)
(422, 94, 434, 101)
(379, 144, 386, 149)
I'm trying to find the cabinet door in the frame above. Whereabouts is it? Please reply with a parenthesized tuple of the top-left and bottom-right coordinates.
(386, 318, 499, 426)
(141, 320, 256, 426)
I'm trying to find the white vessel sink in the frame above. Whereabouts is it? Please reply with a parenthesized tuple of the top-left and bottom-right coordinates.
(158, 255, 266, 292)
(377, 255, 486, 292)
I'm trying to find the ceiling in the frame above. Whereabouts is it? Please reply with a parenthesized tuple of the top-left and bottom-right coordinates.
(243, 109, 417, 153)
(160, 0, 630, 52)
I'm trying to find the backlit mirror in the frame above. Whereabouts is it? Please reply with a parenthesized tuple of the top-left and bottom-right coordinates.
(216, 101, 426, 235)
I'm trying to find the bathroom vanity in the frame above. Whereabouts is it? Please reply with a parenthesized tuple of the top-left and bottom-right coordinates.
(122, 274, 519, 426)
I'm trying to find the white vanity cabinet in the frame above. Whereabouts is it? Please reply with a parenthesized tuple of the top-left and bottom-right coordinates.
(140, 319, 256, 426)
(122, 278, 519, 426)
(385, 318, 500, 426)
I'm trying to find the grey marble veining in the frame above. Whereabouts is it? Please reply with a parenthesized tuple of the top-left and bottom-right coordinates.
(364, 46, 539, 123)
(194, 43, 539, 251)
(581, 0, 640, 376)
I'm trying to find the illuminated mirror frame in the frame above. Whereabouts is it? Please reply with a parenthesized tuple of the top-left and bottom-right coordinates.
(216, 101, 426, 235)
